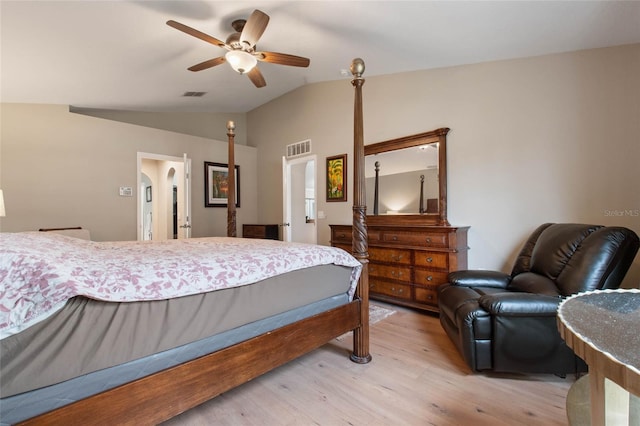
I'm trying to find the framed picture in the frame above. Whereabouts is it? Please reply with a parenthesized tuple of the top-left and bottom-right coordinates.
(326, 154, 347, 202)
(205, 162, 240, 208)
(145, 186, 152, 202)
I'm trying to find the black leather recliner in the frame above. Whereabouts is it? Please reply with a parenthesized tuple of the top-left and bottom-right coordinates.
(438, 223, 639, 375)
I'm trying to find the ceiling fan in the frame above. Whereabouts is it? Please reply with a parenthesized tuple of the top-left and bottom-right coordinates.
(167, 9, 310, 88)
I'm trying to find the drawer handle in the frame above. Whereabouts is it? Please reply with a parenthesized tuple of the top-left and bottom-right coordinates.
(391, 255, 403, 261)
(391, 271, 403, 277)
(339, 233, 346, 238)
(425, 275, 433, 281)
(392, 236, 398, 241)
(391, 287, 403, 294)
(426, 237, 432, 243)
(425, 257, 433, 263)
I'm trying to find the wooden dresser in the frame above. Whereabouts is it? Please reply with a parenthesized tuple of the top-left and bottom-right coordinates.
(242, 224, 279, 240)
(330, 222, 469, 313)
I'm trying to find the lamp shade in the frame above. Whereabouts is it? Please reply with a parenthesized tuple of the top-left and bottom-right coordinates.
(225, 50, 257, 74)
(0, 189, 5, 217)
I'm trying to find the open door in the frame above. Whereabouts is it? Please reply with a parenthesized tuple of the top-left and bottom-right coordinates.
(137, 152, 192, 241)
(282, 154, 317, 244)
(180, 153, 192, 238)
(282, 156, 292, 242)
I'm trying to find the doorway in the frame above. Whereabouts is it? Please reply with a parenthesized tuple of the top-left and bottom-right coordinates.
(137, 152, 191, 241)
(282, 154, 317, 244)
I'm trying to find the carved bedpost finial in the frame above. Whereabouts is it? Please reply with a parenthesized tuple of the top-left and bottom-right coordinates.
(373, 161, 380, 216)
(419, 175, 425, 214)
(350, 58, 365, 78)
(350, 57, 371, 364)
(227, 120, 236, 237)
(350, 58, 367, 260)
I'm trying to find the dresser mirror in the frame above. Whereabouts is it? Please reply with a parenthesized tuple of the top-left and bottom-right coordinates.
(364, 128, 449, 225)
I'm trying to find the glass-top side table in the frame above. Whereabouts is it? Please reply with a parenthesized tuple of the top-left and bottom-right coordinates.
(558, 289, 640, 425)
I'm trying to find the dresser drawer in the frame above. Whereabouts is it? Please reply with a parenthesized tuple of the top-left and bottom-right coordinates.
(414, 251, 449, 269)
(370, 279, 411, 301)
(414, 269, 449, 286)
(243, 224, 279, 240)
(368, 229, 382, 242)
(331, 227, 352, 243)
(382, 232, 448, 248)
(369, 263, 411, 282)
(369, 247, 411, 264)
(415, 286, 439, 306)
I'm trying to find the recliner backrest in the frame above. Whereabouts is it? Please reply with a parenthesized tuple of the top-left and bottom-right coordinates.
(510, 223, 639, 296)
(511, 223, 553, 276)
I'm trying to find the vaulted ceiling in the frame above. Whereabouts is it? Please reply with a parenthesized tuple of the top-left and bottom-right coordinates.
(2, 1, 639, 113)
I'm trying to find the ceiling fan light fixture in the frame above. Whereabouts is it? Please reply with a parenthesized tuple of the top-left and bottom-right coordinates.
(225, 50, 257, 74)
(168, 10, 309, 88)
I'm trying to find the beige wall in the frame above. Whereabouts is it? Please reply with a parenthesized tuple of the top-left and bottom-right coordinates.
(248, 44, 640, 287)
(70, 107, 248, 146)
(1, 44, 638, 286)
(0, 104, 258, 241)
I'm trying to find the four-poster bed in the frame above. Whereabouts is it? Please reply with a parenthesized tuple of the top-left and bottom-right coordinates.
(0, 59, 370, 425)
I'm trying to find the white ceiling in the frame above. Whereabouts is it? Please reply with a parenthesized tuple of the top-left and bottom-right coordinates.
(2, 1, 639, 113)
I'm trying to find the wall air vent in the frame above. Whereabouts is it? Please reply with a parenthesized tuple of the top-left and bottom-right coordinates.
(182, 91, 207, 97)
(286, 139, 312, 158)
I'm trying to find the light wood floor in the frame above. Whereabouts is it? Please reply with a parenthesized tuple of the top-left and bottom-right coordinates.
(162, 303, 575, 425)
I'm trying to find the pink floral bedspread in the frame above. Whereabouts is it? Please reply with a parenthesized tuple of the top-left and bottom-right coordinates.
(0, 232, 362, 337)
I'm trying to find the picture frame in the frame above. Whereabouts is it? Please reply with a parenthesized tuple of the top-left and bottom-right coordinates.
(145, 186, 152, 202)
(326, 154, 347, 202)
(205, 161, 240, 208)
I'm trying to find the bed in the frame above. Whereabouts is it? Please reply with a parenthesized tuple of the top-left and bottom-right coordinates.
(0, 58, 370, 425)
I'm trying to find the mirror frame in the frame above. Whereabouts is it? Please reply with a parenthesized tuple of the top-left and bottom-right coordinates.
(365, 127, 449, 226)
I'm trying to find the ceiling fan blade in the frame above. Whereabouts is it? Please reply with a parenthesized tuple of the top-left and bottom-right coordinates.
(257, 51, 310, 68)
(240, 10, 269, 48)
(167, 20, 227, 49)
(247, 67, 266, 88)
(188, 57, 226, 72)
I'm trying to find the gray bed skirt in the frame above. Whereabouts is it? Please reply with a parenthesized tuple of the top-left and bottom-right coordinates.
(0, 293, 349, 424)
(1, 263, 355, 424)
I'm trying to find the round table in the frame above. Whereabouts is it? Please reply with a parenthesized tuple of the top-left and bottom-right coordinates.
(558, 289, 640, 425)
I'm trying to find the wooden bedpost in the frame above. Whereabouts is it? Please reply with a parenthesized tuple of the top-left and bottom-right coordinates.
(227, 120, 237, 237)
(350, 58, 372, 364)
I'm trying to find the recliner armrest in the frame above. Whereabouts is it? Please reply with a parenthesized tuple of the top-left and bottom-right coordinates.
(479, 293, 562, 317)
(448, 270, 511, 289)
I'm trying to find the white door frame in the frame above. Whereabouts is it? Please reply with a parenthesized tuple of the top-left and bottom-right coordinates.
(182, 153, 192, 238)
(282, 154, 317, 243)
(137, 152, 192, 241)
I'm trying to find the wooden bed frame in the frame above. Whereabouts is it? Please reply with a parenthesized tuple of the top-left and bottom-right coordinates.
(18, 59, 370, 425)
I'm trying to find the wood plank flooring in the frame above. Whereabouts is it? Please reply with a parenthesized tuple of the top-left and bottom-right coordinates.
(162, 303, 574, 425)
